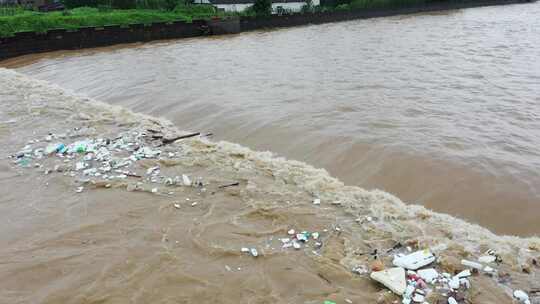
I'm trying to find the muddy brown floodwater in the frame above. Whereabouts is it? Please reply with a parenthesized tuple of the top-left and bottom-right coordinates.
(1, 3, 540, 304)
(2, 68, 540, 304)
(6, 2, 540, 237)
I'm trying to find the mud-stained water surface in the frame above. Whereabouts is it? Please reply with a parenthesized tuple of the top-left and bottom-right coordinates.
(1, 3, 540, 304)
(5, 2, 540, 236)
(0, 68, 539, 303)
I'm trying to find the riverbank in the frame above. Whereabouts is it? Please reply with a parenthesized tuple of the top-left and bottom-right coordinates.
(0, 0, 534, 61)
(0, 6, 221, 38)
(1, 67, 540, 303)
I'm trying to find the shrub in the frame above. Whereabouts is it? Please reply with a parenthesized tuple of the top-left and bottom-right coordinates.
(174, 3, 215, 16)
(252, 0, 271, 16)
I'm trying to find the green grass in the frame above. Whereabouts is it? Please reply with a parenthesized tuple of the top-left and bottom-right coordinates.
(0, 6, 221, 37)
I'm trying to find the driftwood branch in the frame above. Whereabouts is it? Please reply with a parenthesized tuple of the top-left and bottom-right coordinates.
(218, 182, 240, 189)
(161, 132, 201, 145)
(126, 172, 142, 178)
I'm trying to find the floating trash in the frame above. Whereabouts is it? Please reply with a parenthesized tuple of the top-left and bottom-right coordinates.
(393, 249, 435, 270)
(370, 267, 407, 295)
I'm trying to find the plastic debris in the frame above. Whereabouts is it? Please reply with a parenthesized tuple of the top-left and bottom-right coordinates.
(483, 265, 495, 273)
(455, 269, 471, 278)
(352, 265, 369, 275)
(370, 267, 407, 295)
(417, 268, 439, 283)
(448, 277, 460, 289)
(478, 255, 496, 263)
(513, 290, 530, 304)
(412, 294, 424, 303)
(461, 259, 483, 270)
(460, 278, 471, 289)
(404, 285, 415, 298)
(324, 301, 336, 304)
(182, 174, 192, 186)
(10, 129, 535, 304)
(45, 143, 65, 155)
(75, 162, 87, 171)
(146, 166, 159, 175)
(296, 233, 308, 242)
(393, 249, 436, 270)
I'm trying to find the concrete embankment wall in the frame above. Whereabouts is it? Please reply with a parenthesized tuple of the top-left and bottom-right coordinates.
(239, 0, 533, 31)
(0, 20, 208, 61)
(0, 0, 533, 61)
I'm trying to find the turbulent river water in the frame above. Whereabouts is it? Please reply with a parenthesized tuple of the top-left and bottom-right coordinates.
(2, 3, 540, 303)
(7, 2, 540, 237)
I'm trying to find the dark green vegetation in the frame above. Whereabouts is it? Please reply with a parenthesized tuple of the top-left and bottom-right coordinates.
(251, 0, 272, 15)
(0, 0, 493, 38)
(0, 4, 221, 37)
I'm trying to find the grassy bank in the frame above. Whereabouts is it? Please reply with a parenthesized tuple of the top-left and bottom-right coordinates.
(0, 6, 222, 37)
(0, 0, 515, 38)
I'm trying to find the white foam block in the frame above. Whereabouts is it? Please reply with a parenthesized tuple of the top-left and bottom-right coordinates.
(370, 267, 407, 295)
